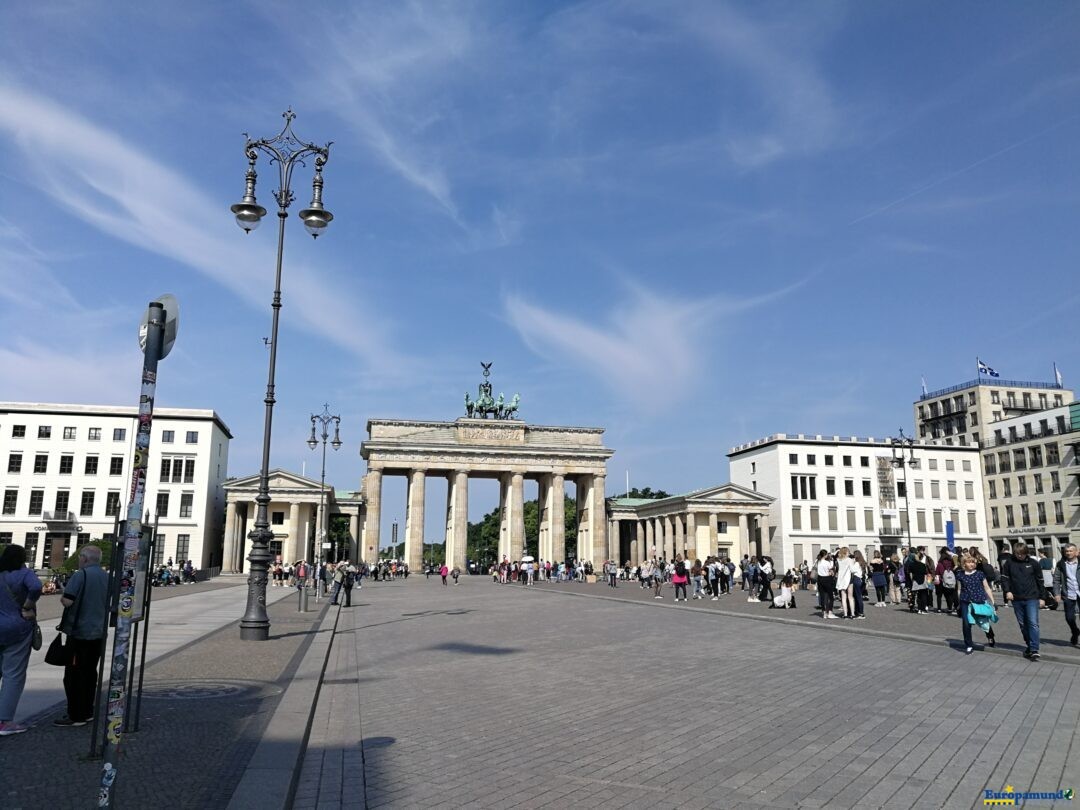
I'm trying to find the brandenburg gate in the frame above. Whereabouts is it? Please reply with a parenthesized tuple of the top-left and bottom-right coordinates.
(359, 367, 614, 570)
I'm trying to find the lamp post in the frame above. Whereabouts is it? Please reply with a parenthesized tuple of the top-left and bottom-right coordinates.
(308, 405, 342, 580)
(890, 428, 917, 552)
(232, 110, 333, 641)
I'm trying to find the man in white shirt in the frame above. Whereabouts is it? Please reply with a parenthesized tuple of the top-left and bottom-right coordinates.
(1052, 544, 1079, 646)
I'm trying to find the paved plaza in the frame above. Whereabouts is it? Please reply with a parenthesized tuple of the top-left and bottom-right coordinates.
(300, 577, 1080, 810)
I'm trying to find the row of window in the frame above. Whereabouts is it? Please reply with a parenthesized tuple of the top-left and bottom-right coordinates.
(7, 453, 125, 476)
(917, 391, 1064, 422)
(987, 472, 1062, 499)
(983, 444, 1062, 474)
(1, 489, 194, 519)
(991, 416, 1069, 446)
(790, 475, 978, 501)
(790, 505, 979, 535)
(0, 532, 191, 569)
(783, 454, 973, 473)
(7, 424, 199, 443)
(989, 502, 1066, 529)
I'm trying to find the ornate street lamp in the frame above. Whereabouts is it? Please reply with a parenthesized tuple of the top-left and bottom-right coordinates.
(232, 110, 333, 641)
(308, 404, 342, 580)
(890, 428, 917, 552)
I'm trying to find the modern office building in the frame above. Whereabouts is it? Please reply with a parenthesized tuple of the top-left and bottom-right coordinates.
(980, 402, 1080, 558)
(0, 402, 231, 571)
(728, 434, 990, 572)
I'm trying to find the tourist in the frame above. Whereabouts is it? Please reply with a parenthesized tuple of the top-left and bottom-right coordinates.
(956, 553, 996, 654)
(886, 553, 901, 605)
(607, 559, 618, 589)
(440, 563, 449, 586)
(691, 559, 704, 599)
(936, 549, 958, 615)
(0, 544, 42, 736)
(908, 550, 931, 614)
(707, 558, 720, 600)
(758, 557, 775, 604)
(1052, 544, 1079, 646)
(869, 551, 888, 607)
(55, 545, 109, 727)
(835, 548, 855, 619)
(341, 561, 356, 607)
(1038, 549, 1055, 608)
(451, 566, 461, 585)
(1001, 542, 1045, 660)
(745, 556, 759, 602)
(671, 555, 689, 602)
(739, 555, 750, 591)
(330, 563, 345, 605)
(850, 550, 867, 619)
(815, 550, 836, 619)
(799, 560, 810, 591)
(968, 547, 999, 603)
(769, 574, 795, 609)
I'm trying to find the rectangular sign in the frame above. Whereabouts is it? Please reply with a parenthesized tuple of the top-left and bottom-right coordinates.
(945, 520, 955, 552)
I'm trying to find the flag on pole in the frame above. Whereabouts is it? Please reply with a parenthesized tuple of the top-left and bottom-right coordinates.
(977, 358, 999, 378)
(1054, 362, 1063, 387)
(921, 376, 928, 396)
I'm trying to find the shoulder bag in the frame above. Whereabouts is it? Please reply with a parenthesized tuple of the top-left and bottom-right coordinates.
(45, 573, 85, 667)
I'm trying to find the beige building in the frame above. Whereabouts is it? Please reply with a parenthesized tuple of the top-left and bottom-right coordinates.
(222, 470, 364, 573)
(981, 402, 1080, 559)
(0, 402, 231, 571)
(607, 484, 773, 564)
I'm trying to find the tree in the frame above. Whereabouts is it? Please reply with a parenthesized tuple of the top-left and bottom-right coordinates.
(467, 495, 580, 567)
(625, 487, 671, 499)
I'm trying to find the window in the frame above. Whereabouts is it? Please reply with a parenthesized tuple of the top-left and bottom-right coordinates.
(790, 475, 816, 500)
(271, 511, 285, 526)
(842, 455, 852, 467)
(1017, 477, 1027, 496)
(752, 481, 757, 491)
(998, 451, 1010, 473)
(1057, 415, 1067, 432)
(176, 534, 190, 563)
(791, 507, 802, 530)
(1020, 504, 1031, 526)
(964, 481, 974, 500)
(970, 413, 978, 427)
(11, 425, 25, 438)
(826, 478, 836, 496)
(1005, 505, 1015, 527)
(85, 456, 98, 475)
(945, 459, 955, 471)
(984, 454, 996, 474)
(7, 453, 21, 473)
(1007, 392, 1016, 408)
(33, 454, 48, 474)
(1023, 393, 1032, 409)
(824, 455, 834, 466)
(0, 532, 10, 545)
(789, 453, 798, 465)
(1002, 479, 1012, 497)
(807, 454, 816, 466)
(59, 454, 74, 475)
(930, 481, 941, 499)
(864, 509, 874, 531)
(88, 427, 101, 441)
(1039, 393, 1048, 409)
(1046, 444, 1060, 465)
(1013, 449, 1026, 471)
(1034, 474, 1043, 494)
(916, 510, 927, 532)
(162, 430, 175, 443)
(809, 507, 820, 531)
(80, 491, 95, 516)
(38, 426, 51, 439)
(844, 480, 854, 496)
(179, 493, 193, 518)
(184, 460, 195, 483)
(751, 462, 756, 474)
(860, 456, 870, 467)
(900, 511, 909, 533)
(54, 490, 70, 515)
(110, 457, 124, 475)
(1008, 426, 1018, 442)
(2, 490, 17, 515)
(23, 533, 38, 567)
(105, 492, 121, 517)
(153, 535, 165, 567)
(1055, 394, 1064, 406)
(988, 480, 997, 499)
(113, 428, 126, 441)
(933, 509, 943, 533)
(718, 521, 728, 534)
(991, 507, 1000, 529)
(155, 492, 169, 518)
(185, 431, 198, 444)
(1054, 501, 1064, 523)
(63, 426, 76, 440)
(827, 507, 838, 531)
(1037, 502, 1047, 524)
(913, 481, 924, 499)
(928, 459, 938, 471)
(947, 481, 957, 500)
(28, 490, 44, 516)
(846, 508, 856, 531)
(160, 459, 171, 482)
(1051, 472, 1060, 492)
(897, 481, 906, 498)
(967, 510, 978, 534)
(861, 480, 871, 497)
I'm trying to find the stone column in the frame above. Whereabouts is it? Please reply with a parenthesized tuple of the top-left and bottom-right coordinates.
(675, 514, 685, 560)
(363, 469, 382, 563)
(759, 514, 771, 558)
(281, 501, 299, 563)
(738, 513, 749, 558)
(574, 477, 588, 564)
(450, 470, 469, 571)
(609, 519, 619, 563)
(688, 510, 705, 561)
(498, 473, 510, 562)
(663, 516, 675, 561)
(223, 501, 238, 573)
(590, 473, 607, 567)
(509, 472, 525, 562)
(349, 511, 360, 562)
(551, 473, 565, 562)
(537, 475, 551, 563)
(631, 520, 641, 564)
(405, 469, 426, 571)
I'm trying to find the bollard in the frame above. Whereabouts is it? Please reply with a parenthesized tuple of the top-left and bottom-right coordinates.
(298, 585, 309, 613)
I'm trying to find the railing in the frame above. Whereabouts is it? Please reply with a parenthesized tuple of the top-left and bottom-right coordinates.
(42, 511, 76, 523)
(920, 378, 1064, 402)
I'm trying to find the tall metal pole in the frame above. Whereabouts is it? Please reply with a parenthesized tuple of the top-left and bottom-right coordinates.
(98, 302, 165, 807)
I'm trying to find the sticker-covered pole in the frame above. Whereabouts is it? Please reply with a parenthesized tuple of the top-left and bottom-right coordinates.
(97, 301, 165, 808)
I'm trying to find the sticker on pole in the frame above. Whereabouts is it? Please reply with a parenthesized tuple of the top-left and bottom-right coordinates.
(138, 294, 180, 358)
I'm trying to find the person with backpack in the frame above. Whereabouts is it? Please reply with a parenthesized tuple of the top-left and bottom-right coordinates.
(330, 563, 346, 605)
(671, 556, 689, 602)
(936, 549, 958, 615)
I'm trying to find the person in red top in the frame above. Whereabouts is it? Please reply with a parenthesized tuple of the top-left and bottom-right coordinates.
(439, 564, 449, 586)
(671, 555, 689, 602)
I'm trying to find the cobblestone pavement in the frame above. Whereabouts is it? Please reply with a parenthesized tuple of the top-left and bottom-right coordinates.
(4, 593, 328, 810)
(302, 577, 1079, 810)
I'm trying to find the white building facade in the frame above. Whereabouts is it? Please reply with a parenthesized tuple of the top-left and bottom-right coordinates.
(728, 434, 990, 572)
(0, 403, 231, 572)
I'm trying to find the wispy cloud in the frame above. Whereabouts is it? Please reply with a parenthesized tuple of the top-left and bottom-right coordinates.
(0, 82, 405, 373)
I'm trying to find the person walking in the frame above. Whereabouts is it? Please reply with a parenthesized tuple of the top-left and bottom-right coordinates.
(330, 563, 345, 605)
(691, 559, 704, 599)
(607, 560, 618, 589)
(955, 553, 996, 654)
(672, 556, 689, 602)
(439, 563, 449, 586)
(815, 550, 837, 619)
(54, 545, 109, 727)
(451, 566, 461, 585)
(935, 549, 958, 615)
(341, 562, 356, 607)
(1052, 543, 1079, 646)
(1000, 541, 1045, 661)
(0, 544, 42, 735)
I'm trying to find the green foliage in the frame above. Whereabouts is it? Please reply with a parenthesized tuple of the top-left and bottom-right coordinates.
(467, 495, 579, 565)
(58, 538, 113, 574)
(625, 487, 671, 499)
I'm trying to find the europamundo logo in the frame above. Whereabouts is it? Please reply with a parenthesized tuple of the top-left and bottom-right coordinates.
(983, 785, 1075, 805)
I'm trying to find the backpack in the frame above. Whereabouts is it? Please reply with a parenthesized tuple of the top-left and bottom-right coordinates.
(675, 560, 687, 577)
(941, 568, 956, 588)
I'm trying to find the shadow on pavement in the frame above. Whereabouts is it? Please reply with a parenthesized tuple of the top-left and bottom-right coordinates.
(426, 641, 520, 656)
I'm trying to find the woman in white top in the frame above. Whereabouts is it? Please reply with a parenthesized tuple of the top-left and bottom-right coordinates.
(835, 547, 855, 619)
(815, 550, 837, 618)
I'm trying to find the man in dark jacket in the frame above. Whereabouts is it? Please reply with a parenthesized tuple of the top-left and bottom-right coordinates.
(1052, 544, 1079, 646)
(1000, 542, 1045, 661)
(55, 545, 109, 726)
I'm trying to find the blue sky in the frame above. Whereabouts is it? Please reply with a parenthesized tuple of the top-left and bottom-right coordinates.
(1, 2, 1078, 538)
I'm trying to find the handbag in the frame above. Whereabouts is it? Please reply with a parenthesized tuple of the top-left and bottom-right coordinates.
(44, 572, 86, 667)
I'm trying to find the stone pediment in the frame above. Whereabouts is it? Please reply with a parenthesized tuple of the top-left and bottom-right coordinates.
(224, 469, 327, 493)
(683, 483, 773, 505)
